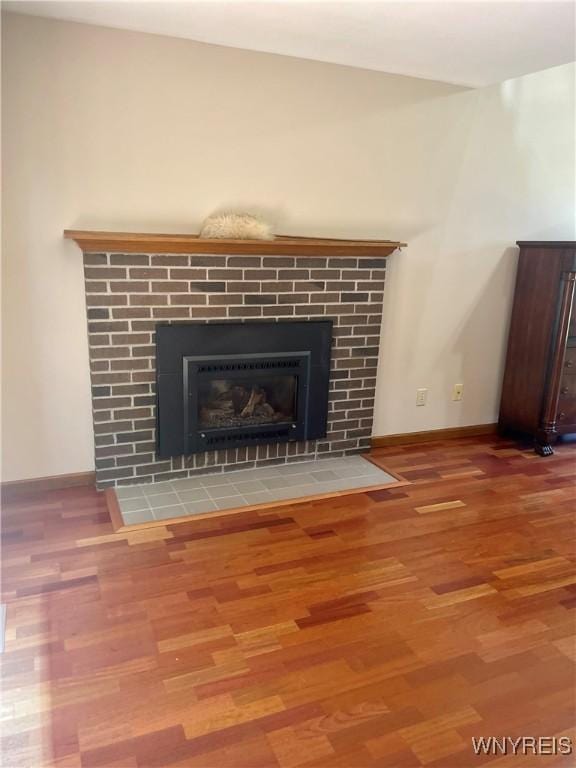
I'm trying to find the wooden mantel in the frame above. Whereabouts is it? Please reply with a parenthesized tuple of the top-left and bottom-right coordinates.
(64, 230, 405, 257)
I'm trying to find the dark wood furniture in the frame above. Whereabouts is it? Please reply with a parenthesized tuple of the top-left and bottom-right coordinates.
(499, 241, 576, 455)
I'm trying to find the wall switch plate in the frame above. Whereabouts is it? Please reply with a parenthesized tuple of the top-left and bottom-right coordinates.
(416, 388, 428, 406)
(453, 383, 464, 401)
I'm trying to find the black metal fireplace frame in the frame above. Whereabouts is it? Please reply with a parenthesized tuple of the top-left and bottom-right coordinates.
(156, 320, 332, 459)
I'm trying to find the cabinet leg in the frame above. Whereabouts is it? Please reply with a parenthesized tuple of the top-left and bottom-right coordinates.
(535, 430, 557, 456)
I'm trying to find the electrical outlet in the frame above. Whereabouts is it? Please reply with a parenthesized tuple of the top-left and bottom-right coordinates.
(453, 384, 464, 401)
(416, 388, 428, 406)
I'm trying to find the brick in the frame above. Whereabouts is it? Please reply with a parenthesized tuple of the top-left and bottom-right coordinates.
(85, 281, 108, 293)
(231, 257, 261, 267)
(112, 308, 152, 319)
(191, 307, 228, 318)
(84, 267, 126, 279)
(310, 269, 340, 279)
(131, 371, 155, 383)
(129, 294, 168, 306)
(110, 281, 149, 293)
(87, 308, 109, 320)
(93, 420, 132, 435)
(88, 321, 128, 333)
(328, 258, 357, 268)
(263, 257, 294, 267)
(131, 321, 157, 331)
(90, 360, 109, 372)
(86, 295, 128, 307)
(93, 411, 112, 423)
(189, 256, 226, 266)
(92, 396, 132, 410)
(245, 295, 277, 305)
(170, 295, 207, 305)
(91, 346, 131, 359)
(151, 281, 190, 292)
(95, 444, 134, 458)
(294, 281, 325, 292)
(129, 267, 168, 279)
(168, 268, 207, 280)
(135, 461, 171, 475)
(296, 257, 326, 268)
(190, 281, 225, 293)
(88, 334, 110, 346)
(208, 269, 243, 280)
(261, 282, 294, 293)
(357, 281, 385, 291)
(227, 282, 259, 293)
(244, 270, 276, 280)
(97, 467, 136, 480)
(83, 253, 107, 265)
(352, 346, 379, 357)
(151, 255, 187, 266)
(116, 453, 155, 467)
(110, 359, 150, 370)
(117, 430, 154, 444)
(92, 373, 130, 384)
(111, 384, 150, 395)
(114, 407, 152, 420)
(134, 395, 155, 406)
(110, 254, 149, 265)
(229, 306, 262, 317)
(208, 295, 242, 305)
(263, 306, 293, 316)
(132, 346, 155, 357)
(342, 292, 369, 303)
(153, 307, 191, 317)
(278, 294, 308, 304)
(278, 269, 309, 280)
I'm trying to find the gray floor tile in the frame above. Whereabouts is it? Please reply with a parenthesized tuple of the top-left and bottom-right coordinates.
(310, 469, 338, 482)
(207, 485, 241, 499)
(176, 488, 210, 503)
(171, 477, 206, 491)
(116, 486, 146, 500)
(122, 509, 155, 525)
(119, 496, 151, 513)
(214, 496, 248, 510)
(200, 474, 230, 487)
(147, 492, 180, 508)
(242, 491, 274, 505)
(152, 504, 187, 520)
(262, 476, 304, 490)
(183, 500, 218, 515)
(232, 480, 267, 494)
(142, 481, 174, 496)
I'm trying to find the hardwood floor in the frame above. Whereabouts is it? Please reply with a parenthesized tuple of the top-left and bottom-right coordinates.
(1, 436, 575, 767)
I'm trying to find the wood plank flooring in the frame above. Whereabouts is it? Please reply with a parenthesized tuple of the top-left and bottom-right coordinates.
(1, 436, 575, 767)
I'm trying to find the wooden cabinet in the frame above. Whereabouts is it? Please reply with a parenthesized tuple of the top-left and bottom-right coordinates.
(499, 241, 576, 455)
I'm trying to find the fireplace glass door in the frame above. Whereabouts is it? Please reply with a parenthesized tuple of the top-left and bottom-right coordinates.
(198, 375, 297, 430)
(184, 353, 310, 453)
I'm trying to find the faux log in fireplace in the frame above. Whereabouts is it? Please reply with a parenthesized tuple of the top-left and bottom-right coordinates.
(156, 321, 332, 458)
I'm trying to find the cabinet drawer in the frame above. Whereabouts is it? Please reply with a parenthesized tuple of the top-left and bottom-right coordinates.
(556, 397, 576, 425)
(564, 347, 576, 371)
(560, 375, 576, 398)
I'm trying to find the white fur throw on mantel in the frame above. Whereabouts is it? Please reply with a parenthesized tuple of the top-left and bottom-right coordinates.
(199, 213, 274, 241)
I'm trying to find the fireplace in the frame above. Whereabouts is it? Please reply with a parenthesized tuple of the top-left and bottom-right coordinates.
(156, 321, 332, 458)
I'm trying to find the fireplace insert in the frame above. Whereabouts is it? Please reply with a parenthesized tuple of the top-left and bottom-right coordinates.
(156, 321, 332, 458)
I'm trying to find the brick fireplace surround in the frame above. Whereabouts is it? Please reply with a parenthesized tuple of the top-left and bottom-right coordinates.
(72, 233, 401, 489)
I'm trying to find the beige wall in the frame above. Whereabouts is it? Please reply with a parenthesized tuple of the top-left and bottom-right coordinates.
(2, 12, 574, 481)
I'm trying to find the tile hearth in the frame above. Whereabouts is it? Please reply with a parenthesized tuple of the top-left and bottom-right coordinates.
(116, 455, 398, 526)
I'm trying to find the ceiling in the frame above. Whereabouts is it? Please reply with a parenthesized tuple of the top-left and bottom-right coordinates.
(4, 0, 575, 87)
